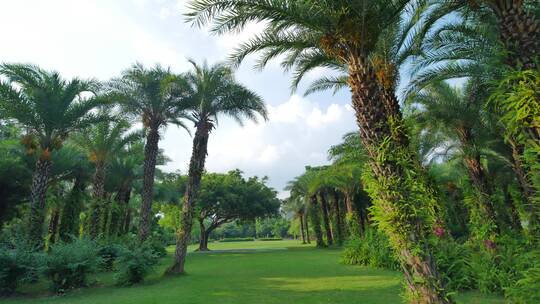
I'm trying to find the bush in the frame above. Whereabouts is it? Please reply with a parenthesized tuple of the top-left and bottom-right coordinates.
(341, 227, 399, 271)
(218, 237, 254, 242)
(42, 238, 101, 293)
(468, 234, 531, 294)
(0, 245, 41, 296)
(114, 244, 158, 286)
(505, 254, 540, 304)
(433, 239, 474, 292)
(98, 243, 122, 271)
(258, 237, 283, 241)
(145, 238, 167, 258)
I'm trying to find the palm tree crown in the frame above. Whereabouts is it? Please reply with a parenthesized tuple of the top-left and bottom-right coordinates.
(0, 63, 105, 156)
(186, 59, 268, 129)
(109, 63, 193, 131)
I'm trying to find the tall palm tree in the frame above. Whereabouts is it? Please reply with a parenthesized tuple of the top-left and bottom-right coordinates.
(407, 80, 501, 238)
(109, 63, 193, 242)
(286, 171, 325, 248)
(185, 2, 452, 301)
(168, 60, 267, 274)
(0, 63, 106, 246)
(57, 147, 92, 242)
(406, 17, 540, 236)
(105, 141, 146, 237)
(307, 167, 336, 246)
(282, 196, 307, 244)
(73, 119, 141, 239)
(331, 164, 366, 238)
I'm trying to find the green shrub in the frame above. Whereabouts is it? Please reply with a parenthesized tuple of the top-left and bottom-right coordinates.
(341, 227, 399, 271)
(505, 258, 540, 303)
(433, 239, 474, 292)
(43, 238, 101, 293)
(98, 243, 122, 271)
(145, 238, 167, 258)
(469, 235, 530, 294)
(114, 244, 158, 286)
(0, 245, 41, 296)
(218, 237, 254, 242)
(258, 237, 283, 241)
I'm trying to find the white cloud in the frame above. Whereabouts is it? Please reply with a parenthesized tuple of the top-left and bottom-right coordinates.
(0, 0, 357, 194)
(161, 94, 356, 192)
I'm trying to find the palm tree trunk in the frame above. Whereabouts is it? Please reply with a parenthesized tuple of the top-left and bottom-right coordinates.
(168, 122, 210, 274)
(509, 139, 539, 235)
(139, 126, 160, 242)
(494, 2, 540, 70)
(344, 191, 361, 238)
(332, 190, 344, 245)
(28, 157, 52, 247)
(113, 183, 130, 236)
(304, 212, 311, 244)
(318, 193, 333, 246)
(457, 127, 499, 236)
(47, 207, 60, 245)
(299, 212, 306, 244)
(502, 185, 522, 232)
(59, 176, 85, 242)
(90, 162, 106, 239)
(348, 61, 452, 304)
(309, 195, 324, 247)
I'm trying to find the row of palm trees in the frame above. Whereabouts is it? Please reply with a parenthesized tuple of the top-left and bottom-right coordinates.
(0, 61, 267, 275)
(184, 0, 539, 302)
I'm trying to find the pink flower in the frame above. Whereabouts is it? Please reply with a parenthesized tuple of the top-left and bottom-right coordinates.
(484, 239, 496, 250)
(433, 226, 445, 238)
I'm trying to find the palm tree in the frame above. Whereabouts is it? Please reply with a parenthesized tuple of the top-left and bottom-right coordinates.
(109, 63, 193, 242)
(286, 170, 325, 247)
(307, 167, 336, 246)
(74, 119, 141, 239)
(283, 197, 307, 244)
(406, 17, 539, 236)
(185, 2, 452, 301)
(0, 63, 106, 246)
(42, 145, 93, 242)
(168, 60, 267, 274)
(331, 164, 366, 238)
(104, 141, 146, 237)
(407, 80, 501, 238)
(57, 147, 92, 242)
(421, 0, 539, 70)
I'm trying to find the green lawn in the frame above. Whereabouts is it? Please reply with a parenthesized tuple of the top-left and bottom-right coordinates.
(5, 240, 504, 304)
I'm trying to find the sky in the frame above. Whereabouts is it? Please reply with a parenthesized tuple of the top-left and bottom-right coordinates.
(0, 0, 357, 198)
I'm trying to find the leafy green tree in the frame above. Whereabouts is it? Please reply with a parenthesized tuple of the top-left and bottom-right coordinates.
(195, 170, 280, 250)
(168, 60, 267, 274)
(73, 119, 141, 239)
(109, 63, 193, 242)
(185, 2, 451, 301)
(0, 63, 106, 246)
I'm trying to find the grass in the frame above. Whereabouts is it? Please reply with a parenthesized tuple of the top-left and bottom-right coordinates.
(5, 240, 504, 304)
